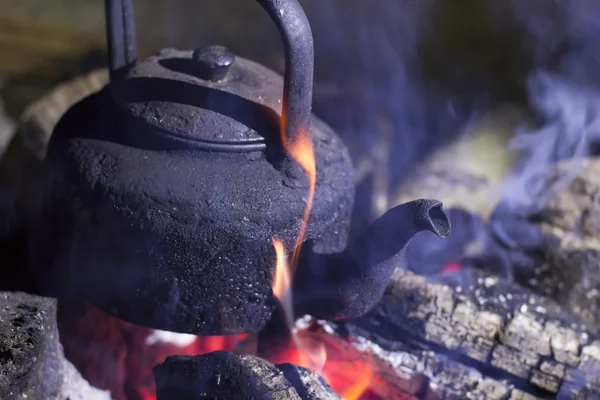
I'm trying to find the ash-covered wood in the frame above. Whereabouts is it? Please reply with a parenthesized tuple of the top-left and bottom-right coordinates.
(289, 269, 600, 399)
(154, 351, 340, 400)
(18, 68, 107, 160)
(0, 69, 106, 242)
(277, 363, 341, 400)
(0, 291, 109, 400)
(510, 158, 600, 330)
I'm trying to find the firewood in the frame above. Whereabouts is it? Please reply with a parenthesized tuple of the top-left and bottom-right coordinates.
(289, 269, 600, 399)
(507, 158, 600, 331)
(154, 352, 341, 400)
(0, 69, 107, 248)
(277, 363, 343, 400)
(18, 68, 108, 160)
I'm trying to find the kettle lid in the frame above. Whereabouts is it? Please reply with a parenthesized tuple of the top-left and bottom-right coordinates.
(108, 46, 284, 152)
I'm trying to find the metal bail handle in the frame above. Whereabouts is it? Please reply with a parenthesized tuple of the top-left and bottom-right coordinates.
(104, 0, 315, 146)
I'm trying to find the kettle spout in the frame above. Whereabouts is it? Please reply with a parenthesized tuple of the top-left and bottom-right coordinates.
(292, 199, 451, 320)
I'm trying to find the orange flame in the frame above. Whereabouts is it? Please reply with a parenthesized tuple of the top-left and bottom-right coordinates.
(282, 129, 317, 272)
(272, 238, 327, 373)
(272, 117, 323, 372)
(273, 114, 370, 399)
(272, 238, 294, 328)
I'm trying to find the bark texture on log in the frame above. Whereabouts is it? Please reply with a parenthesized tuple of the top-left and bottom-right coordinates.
(154, 352, 340, 400)
(18, 68, 108, 160)
(513, 159, 600, 331)
(0, 69, 107, 259)
(295, 269, 600, 400)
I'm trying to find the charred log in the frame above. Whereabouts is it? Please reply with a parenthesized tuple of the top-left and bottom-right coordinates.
(286, 269, 600, 399)
(500, 159, 600, 331)
(0, 291, 109, 400)
(153, 352, 340, 400)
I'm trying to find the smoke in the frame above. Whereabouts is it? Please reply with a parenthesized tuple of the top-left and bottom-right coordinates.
(347, 1, 600, 279)
(501, 70, 600, 211)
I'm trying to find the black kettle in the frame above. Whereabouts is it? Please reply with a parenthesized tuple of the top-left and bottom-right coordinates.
(28, 0, 450, 335)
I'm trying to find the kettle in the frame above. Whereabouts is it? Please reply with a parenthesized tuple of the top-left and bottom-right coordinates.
(29, 0, 450, 335)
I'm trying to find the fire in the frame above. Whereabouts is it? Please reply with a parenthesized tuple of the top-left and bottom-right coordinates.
(282, 129, 317, 271)
(272, 238, 327, 372)
(271, 124, 370, 399)
(272, 238, 293, 326)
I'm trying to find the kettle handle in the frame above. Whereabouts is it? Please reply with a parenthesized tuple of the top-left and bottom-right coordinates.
(105, 0, 137, 78)
(105, 0, 314, 145)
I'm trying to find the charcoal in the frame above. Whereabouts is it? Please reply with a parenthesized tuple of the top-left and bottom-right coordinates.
(0, 291, 109, 400)
(0, 291, 61, 399)
(287, 268, 600, 399)
(154, 352, 340, 400)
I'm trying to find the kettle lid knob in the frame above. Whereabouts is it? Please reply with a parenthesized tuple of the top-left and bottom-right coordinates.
(192, 45, 235, 82)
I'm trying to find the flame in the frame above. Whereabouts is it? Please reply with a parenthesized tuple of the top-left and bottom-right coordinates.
(272, 238, 327, 373)
(272, 238, 293, 325)
(282, 129, 317, 272)
(273, 110, 369, 394)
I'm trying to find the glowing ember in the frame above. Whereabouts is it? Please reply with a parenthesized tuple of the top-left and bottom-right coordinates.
(442, 260, 463, 274)
(340, 368, 372, 400)
(59, 303, 247, 400)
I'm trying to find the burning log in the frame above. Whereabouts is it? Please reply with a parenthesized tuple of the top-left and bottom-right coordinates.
(508, 158, 600, 331)
(284, 268, 600, 399)
(153, 352, 341, 400)
(0, 291, 109, 400)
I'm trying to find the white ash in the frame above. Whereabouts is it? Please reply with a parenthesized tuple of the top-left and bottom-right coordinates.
(145, 329, 197, 347)
(55, 358, 111, 400)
